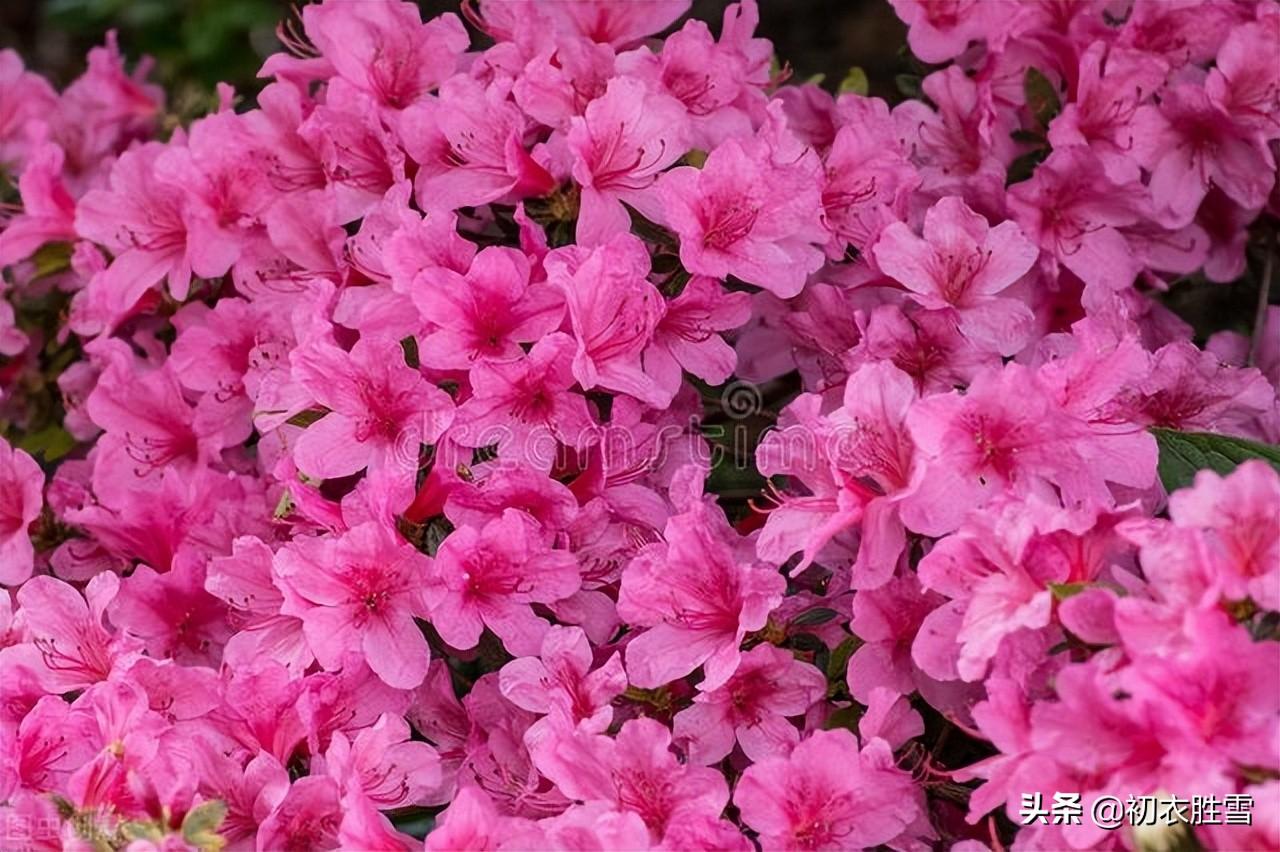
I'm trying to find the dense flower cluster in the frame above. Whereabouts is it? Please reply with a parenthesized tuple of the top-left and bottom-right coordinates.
(0, 0, 1278, 849)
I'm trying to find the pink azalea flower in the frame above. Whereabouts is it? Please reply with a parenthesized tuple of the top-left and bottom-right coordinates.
(540, 0, 692, 48)
(275, 522, 433, 688)
(290, 336, 454, 483)
(618, 498, 785, 690)
(0, 142, 77, 268)
(322, 712, 441, 808)
(648, 275, 751, 393)
(453, 333, 596, 469)
(195, 749, 290, 849)
(0, 694, 94, 798)
(205, 536, 312, 675)
(0, 438, 42, 586)
(498, 624, 626, 733)
(901, 362, 1153, 536)
(889, 0, 998, 64)
(1007, 146, 1149, 299)
(673, 643, 826, 764)
(1206, 17, 1280, 132)
(401, 76, 554, 212)
(425, 509, 581, 656)
(0, 50, 58, 170)
(107, 550, 231, 667)
(423, 785, 533, 852)
(414, 245, 564, 370)
(874, 196, 1039, 355)
(530, 716, 730, 841)
(84, 346, 220, 482)
(300, 0, 467, 111)
(14, 574, 135, 693)
(846, 571, 943, 703)
(568, 76, 689, 245)
(257, 776, 343, 852)
(545, 233, 669, 407)
(734, 729, 923, 851)
(1047, 43, 1169, 184)
(820, 97, 920, 256)
(824, 361, 925, 587)
(1132, 84, 1276, 227)
(657, 104, 827, 298)
(615, 6, 762, 150)
(1167, 461, 1280, 610)
(75, 142, 238, 316)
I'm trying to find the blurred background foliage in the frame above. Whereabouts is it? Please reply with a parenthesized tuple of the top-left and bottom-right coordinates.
(0, 0, 909, 102)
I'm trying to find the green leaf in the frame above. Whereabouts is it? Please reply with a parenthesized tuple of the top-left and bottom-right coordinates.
(823, 704, 862, 732)
(826, 635, 861, 681)
(31, 241, 73, 278)
(16, 424, 75, 462)
(1023, 67, 1062, 130)
(838, 67, 869, 96)
(1152, 428, 1280, 493)
(1049, 582, 1089, 601)
(181, 799, 227, 851)
(792, 606, 839, 627)
(400, 335, 420, 369)
(285, 407, 328, 428)
(894, 73, 923, 100)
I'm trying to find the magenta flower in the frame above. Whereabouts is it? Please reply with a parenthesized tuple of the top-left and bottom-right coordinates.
(425, 509, 581, 656)
(649, 274, 752, 393)
(401, 75, 555, 211)
(453, 333, 597, 469)
(530, 716, 730, 842)
(734, 729, 923, 851)
(658, 106, 827, 297)
(290, 336, 454, 483)
(414, 245, 564, 369)
(275, 522, 433, 688)
(0, 142, 76, 268)
(75, 142, 238, 316)
(673, 643, 826, 764)
(618, 499, 784, 690)
(0, 438, 42, 586)
(1133, 84, 1275, 227)
(205, 536, 312, 675)
(545, 233, 669, 407)
(15, 574, 134, 693)
(567, 76, 689, 246)
(299, 0, 467, 111)
(874, 195, 1039, 356)
(499, 624, 626, 733)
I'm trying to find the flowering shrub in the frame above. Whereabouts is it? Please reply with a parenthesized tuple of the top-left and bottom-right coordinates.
(0, 1, 1279, 850)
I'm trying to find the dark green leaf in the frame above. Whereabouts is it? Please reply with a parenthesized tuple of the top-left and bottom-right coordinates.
(895, 73, 923, 100)
(823, 704, 862, 732)
(1023, 67, 1062, 130)
(286, 408, 329, 428)
(792, 606, 839, 627)
(826, 635, 862, 681)
(1152, 428, 1280, 493)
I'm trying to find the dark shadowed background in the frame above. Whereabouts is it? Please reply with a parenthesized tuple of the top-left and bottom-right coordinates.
(0, 0, 908, 104)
